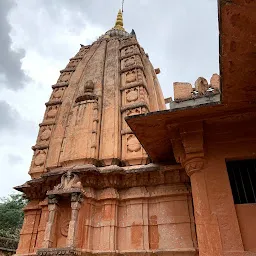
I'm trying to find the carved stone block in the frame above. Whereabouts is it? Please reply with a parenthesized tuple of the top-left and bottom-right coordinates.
(121, 55, 143, 71)
(122, 86, 149, 107)
(57, 71, 73, 83)
(121, 45, 140, 58)
(121, 132, 148, 165)
(66, 59, 80, 69)
(122, 107, 148, 131)
(120, 37, 138, 49)
(44, 105, 59, 121)
(29, 149, 48, 179)
(126, 70, 137, 84)
(36, 125, 53, 147)
(50, 87, 65, 101)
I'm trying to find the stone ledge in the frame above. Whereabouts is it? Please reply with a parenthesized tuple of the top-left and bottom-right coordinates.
(35, 248, 198, 256)
(70, 56, 83, 61)
(37, 248, 81, 256)
(45, 100, 62, 107)
(60, 68, 76, 73)
(52, 82, 69, 89)
(32, 145, 49, 151)
(39, 121, 55, 127)
(121, 129, 133, 135)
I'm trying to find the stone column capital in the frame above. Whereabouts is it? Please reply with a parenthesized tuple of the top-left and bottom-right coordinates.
(71, 192, 84, 203)
(183, 157, 205, 177)
(48, 194, 59, 205)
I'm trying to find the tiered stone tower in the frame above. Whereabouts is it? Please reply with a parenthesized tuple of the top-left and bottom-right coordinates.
(15, 11, 198, 256)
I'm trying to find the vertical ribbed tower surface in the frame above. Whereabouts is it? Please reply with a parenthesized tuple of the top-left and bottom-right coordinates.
(15, 11, 198, 256)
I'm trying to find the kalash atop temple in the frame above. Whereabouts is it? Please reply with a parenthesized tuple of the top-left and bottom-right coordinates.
(15, 5, 256, 256)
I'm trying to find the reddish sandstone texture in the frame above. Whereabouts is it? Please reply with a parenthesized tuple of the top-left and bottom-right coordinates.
(15, 11, 197, 256)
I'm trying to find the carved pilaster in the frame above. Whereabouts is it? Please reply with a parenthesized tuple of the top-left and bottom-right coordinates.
(120, 45, 149, 165)
(43, 195, 59, 248)
(66, 193, 83, 247)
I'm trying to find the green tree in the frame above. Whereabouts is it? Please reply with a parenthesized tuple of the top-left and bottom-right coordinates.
(0, 193, 27, 239)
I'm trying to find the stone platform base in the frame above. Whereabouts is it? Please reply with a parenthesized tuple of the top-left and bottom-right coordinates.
(36, 248, 198, 256)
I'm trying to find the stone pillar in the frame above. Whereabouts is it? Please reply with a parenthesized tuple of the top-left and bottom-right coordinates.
(43, 195, 59, 248)
(169, 122, 223, 256)
(184, 158, 223, 256)
(66, 192, 83, 247)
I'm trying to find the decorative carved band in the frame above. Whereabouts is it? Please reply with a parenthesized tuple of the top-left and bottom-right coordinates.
(52, 82, 69, 89)
(120, 64, 144, 74)
(45, 100, 62, 107)
(120, 81, 149, 94)
(121, 101, 149, 113)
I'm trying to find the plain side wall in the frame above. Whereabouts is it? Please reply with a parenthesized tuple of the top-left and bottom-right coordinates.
(204, 118, 256, 254)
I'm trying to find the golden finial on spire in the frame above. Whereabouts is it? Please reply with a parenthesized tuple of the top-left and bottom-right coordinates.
(113, 9, 125, 31)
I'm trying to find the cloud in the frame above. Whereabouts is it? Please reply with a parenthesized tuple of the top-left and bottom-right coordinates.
(8, 154, 23, 165)
(0, 0, 28, 90)
(0, 100, 19, 130)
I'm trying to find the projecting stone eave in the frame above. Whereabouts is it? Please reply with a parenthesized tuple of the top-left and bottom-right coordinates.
(13, 163, 184, 200)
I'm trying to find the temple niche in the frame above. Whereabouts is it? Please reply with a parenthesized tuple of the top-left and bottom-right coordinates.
(15, 10, 197, 256)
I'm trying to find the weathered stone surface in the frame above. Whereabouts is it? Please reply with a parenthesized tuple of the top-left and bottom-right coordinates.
(15, 11, 197, 256)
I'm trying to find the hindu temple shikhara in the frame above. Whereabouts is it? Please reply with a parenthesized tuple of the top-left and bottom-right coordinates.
(15, 2, 256, 256)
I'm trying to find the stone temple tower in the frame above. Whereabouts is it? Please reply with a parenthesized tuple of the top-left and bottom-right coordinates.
(15, 11, 198, 256)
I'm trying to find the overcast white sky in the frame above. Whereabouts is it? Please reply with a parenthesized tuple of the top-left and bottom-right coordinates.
(0, 0, 219, 197)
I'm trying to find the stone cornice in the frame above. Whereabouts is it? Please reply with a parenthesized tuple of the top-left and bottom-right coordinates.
(14, 164, 186, 200)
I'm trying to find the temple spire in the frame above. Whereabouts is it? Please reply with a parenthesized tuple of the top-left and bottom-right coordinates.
(113, 9, 125, 31)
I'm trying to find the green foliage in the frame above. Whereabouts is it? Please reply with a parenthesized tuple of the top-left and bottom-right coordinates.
(0, 193, 27, 239)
